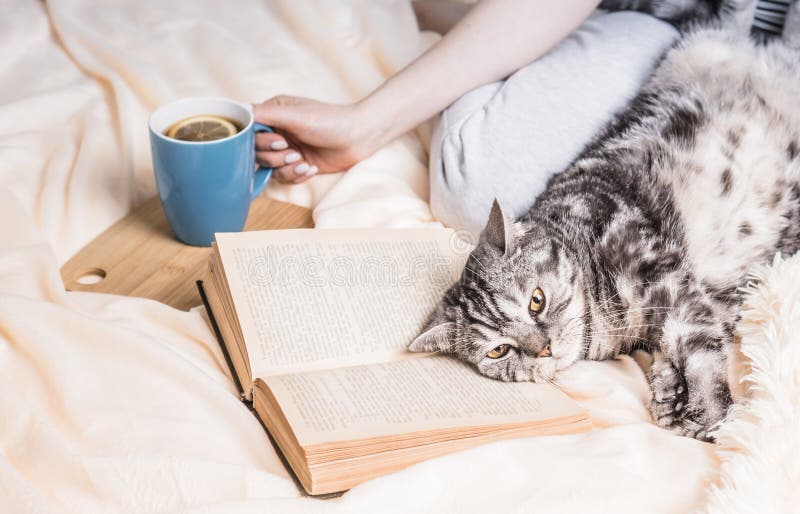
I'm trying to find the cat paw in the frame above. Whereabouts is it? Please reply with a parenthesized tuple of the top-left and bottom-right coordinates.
(646, 357, 713, 440)
(669, 419, 714, 442)
(648, 356, 686, 418)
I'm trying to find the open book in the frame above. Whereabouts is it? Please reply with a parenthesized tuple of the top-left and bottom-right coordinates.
(201, 228, 590, 495)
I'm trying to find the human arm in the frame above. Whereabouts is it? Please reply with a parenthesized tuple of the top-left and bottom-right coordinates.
(254, 0, 600, 183)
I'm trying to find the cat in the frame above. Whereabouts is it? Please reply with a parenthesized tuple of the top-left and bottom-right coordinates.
(600, 0, 742, 26)
(409, 1, 800, 441)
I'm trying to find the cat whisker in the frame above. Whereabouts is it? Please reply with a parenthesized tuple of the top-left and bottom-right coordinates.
(464, 265, 488, 282)
(468, 257, 489, 274)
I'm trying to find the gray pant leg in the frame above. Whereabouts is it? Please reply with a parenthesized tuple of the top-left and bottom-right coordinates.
(429, 11, 679, 236)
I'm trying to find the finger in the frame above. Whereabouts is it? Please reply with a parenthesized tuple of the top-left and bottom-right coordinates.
(272, 167, 294, 184)
(255, 131, 289, 151)
(273, 164, 298, 184)
(255, 149, 303, 170)
(252, 95, 298, 130)
(291, 165, 319, 184)
(274, 162, 317, 184)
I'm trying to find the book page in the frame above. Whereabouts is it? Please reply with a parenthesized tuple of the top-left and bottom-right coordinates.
(216, 229, 470, 378)
(259, 355, 586, 446)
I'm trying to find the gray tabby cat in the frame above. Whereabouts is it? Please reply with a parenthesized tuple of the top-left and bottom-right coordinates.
(410, 1, 800, 440)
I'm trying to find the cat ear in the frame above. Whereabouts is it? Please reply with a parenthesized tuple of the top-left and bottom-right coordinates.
(481, 199, 513, 255)
(409, 319, 456, 353)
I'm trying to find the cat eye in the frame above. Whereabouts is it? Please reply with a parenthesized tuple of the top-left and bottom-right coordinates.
(529, 287, 546, 315)
(486, 344, 511, 359)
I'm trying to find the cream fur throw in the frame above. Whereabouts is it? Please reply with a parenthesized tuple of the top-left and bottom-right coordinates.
(703, 253, 800, 513)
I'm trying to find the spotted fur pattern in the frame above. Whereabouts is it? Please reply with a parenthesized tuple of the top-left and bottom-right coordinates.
(600, 0, 729, 25)
(410, 3, 800, 440)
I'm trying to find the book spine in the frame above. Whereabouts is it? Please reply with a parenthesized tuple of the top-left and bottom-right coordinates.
(196, 279, 247, 400)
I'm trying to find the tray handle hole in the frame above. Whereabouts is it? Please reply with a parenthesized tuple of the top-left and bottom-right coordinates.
(76, 268, 107, 285)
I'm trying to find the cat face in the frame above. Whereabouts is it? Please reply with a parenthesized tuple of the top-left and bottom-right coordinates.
(409, 201, 590, 383)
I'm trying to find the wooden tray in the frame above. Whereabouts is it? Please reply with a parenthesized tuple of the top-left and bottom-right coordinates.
(61, 196, 313, 310)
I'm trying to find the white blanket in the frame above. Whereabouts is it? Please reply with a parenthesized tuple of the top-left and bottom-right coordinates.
(0, 1, 769, 512)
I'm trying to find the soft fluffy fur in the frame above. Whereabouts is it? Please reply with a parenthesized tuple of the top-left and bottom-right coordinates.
(702, 254, 800, 513)
(411, 2, 800, 440)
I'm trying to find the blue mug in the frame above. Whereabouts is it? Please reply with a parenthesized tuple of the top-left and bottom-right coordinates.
(148, 97, 273, 246)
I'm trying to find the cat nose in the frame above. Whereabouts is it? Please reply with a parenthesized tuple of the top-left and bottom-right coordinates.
(536, 340, 552, 358)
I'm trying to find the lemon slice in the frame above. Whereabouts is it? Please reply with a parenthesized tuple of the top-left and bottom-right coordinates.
(167, 115, 238, 142)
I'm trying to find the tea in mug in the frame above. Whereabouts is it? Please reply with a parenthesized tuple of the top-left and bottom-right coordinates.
(164, 114, 243, 142)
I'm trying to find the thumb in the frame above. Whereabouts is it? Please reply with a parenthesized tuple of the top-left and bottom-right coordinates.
(252, 95, 299, 130)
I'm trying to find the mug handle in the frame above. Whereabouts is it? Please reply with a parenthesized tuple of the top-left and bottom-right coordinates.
(252, 122, 274, 200)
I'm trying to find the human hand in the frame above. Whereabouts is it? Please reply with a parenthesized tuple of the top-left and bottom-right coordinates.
(253, 95, 380, 184)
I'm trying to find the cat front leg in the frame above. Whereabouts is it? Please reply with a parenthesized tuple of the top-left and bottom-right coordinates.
(647, 351, 691, 429)
(648, 288, 733, 441)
